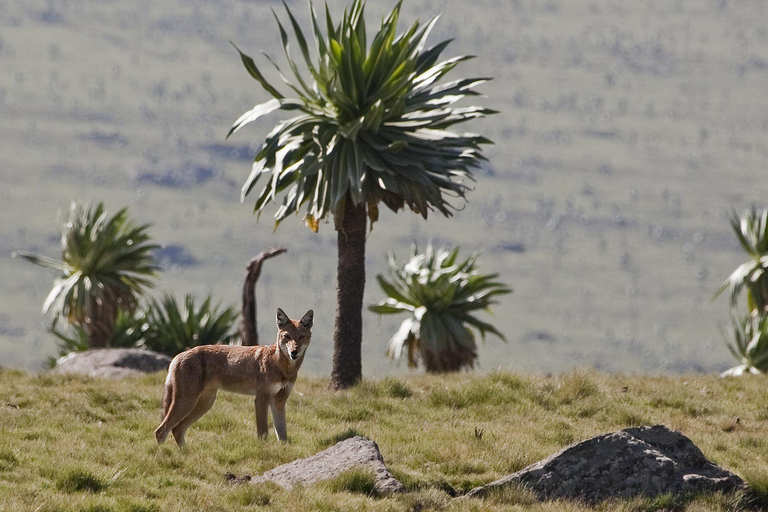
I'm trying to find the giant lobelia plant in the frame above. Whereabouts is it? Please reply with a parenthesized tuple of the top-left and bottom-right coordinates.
(227, 0, 495, 388)
(14, 202, 159, 349)
(369, 244, 511, 372)
(716, 207, 768, 375)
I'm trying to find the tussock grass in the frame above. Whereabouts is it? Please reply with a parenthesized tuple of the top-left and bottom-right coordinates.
(1, 368, 766, 511)
(320, 468, 380, 497)
(56, 467, 107, 493)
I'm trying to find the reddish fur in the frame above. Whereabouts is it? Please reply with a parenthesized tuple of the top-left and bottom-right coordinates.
(154, 309, 312, 447)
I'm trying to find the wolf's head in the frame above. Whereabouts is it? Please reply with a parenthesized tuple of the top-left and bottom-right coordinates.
(276, 308, 313, 362)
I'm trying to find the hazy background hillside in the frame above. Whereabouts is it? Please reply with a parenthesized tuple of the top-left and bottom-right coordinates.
(1, 0, 767, 375)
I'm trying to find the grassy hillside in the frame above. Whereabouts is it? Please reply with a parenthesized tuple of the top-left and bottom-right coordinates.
(1, 369, 767, 511)
(2, 0, 768, 374)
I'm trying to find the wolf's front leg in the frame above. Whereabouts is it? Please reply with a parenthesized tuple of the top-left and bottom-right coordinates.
(270, 393, 288, 441)
(254, 395, 270, 439)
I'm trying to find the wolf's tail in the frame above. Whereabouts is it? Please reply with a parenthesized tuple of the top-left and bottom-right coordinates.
(161, 359, 176, 417)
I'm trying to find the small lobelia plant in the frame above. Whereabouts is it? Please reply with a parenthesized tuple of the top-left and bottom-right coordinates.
(46, 310, 147, 366)
(47, 292, 240, 360)
(716, 207, 768, 375)
(14, 202, 159, 349)
(721, 313, 768, 376)
(139, 292, 239, 357)
(369, 244, 511, 372)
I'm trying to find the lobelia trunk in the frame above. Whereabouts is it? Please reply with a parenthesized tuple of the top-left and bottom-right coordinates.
(330, 194, 367, 389)
(87, 326, 110, 349)
(86, 307, 116, 349)
(423, 344, 476, 373)
(239, 247, 287, 346)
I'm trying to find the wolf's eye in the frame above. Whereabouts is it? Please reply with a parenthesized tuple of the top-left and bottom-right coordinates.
(298, 335, 305, 340)
(282, 333, 290, 340)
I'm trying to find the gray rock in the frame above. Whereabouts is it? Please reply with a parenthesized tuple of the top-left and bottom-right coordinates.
(50, 348, 171, 378)
(245, 436, 404, 494)
(466, 425, 745, 503)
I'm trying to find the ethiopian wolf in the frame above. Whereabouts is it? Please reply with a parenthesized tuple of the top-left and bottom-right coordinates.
(154, 308, 313, 447)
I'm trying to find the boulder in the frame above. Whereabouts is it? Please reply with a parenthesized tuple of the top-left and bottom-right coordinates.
(466, 425, 745, 503)
(50, 348, 171, 378)
(233, 436, 404, 494)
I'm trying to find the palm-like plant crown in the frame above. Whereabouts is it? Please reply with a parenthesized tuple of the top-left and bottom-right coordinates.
(15, 202, 159, 344)
(228, 0, 495, 231)
(369, 244, 511, 372)
(715, 207, 768, 314)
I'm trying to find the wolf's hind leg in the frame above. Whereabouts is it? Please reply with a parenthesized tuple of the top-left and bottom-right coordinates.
(171, 390, 217, 447)
(154, 381, 204, 445)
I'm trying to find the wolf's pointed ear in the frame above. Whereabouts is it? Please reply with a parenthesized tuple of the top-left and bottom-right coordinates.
(276, 308, 290, 330)
(300, 310, 314, 330)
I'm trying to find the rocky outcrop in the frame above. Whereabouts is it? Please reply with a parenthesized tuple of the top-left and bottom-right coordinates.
(232, 436, 404, 494)
(467, 425, 745, 503)
(50, 348, 171, 378)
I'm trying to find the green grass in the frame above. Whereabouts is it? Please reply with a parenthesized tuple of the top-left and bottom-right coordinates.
(320, 468, 380, 497)
(1, 368, 767, 511)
